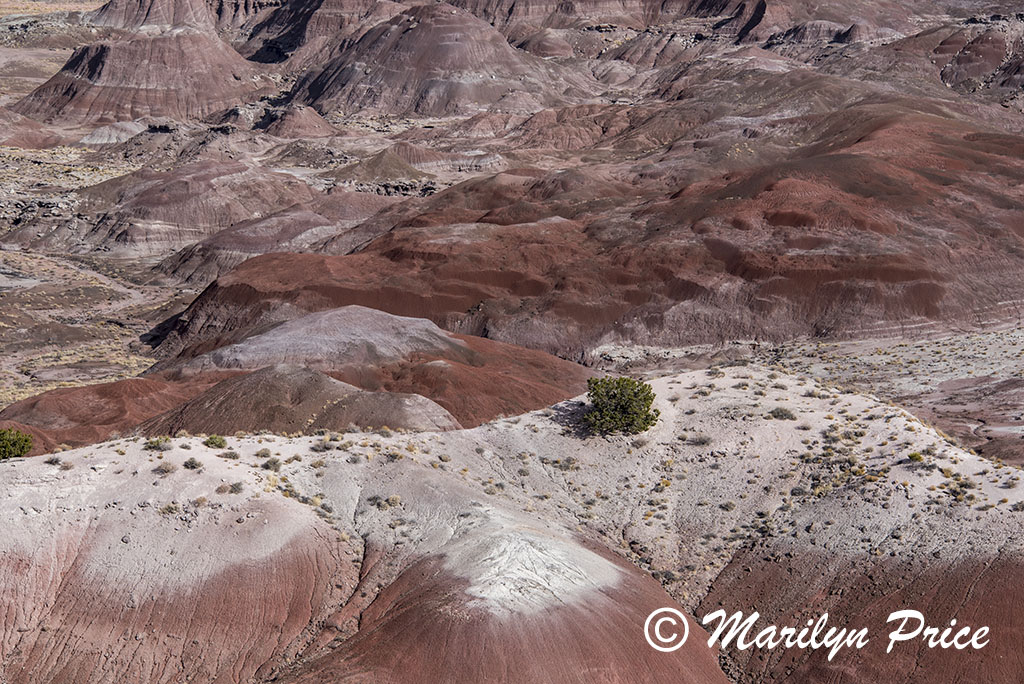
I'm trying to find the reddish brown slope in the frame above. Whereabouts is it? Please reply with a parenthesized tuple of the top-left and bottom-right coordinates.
(87, 0, 215, 30)
(290, 4, 594, 116)
(0, 438, 730, 684)
(156, 306, 596, 428)
(1, 307, 591, 453)
(12, 30, 273, 124)
(155, 98, 1024, 359)
(0, 376, 219, 453)
(699, 535, 1024, 682)
(0, 107, 64, 148)
(139, 364, 463, 435)
(0, 484, 361, 684)
(285, 549, 725, 684)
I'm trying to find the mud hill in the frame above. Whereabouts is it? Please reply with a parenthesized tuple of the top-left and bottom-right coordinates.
(155, 96, 1024, 359)
(0, 307, 592, 452)
(0, 106, 63, 147)
(12, 30, 274, 123)
(1, 1, 1024, 681)
(5, 0, 1024, 355)
(140, 363, 463, 434)
(2, 367, 1022, 683)
(87, 0, 213, 30)
(1, 0, 1022, 442)
(291, 4, 593, 116)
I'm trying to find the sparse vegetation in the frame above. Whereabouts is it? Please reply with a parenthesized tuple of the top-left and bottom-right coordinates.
(767, 407, 798, 420)
(369, 494, 402, 510)
(261, 457, 281, 472)
(584, 376, 659, 435)
(182, 457, 202, 470)
(203, 435, 227, 449)
(144, 436, 173, 452)
(152, 461, 177, 476)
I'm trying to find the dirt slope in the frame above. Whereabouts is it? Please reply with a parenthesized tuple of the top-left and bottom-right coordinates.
(2, 365, 1022, 682)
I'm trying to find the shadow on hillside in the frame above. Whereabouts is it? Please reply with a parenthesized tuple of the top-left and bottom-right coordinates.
(548, 400, 592, 439)
(139, 310, 182, 350)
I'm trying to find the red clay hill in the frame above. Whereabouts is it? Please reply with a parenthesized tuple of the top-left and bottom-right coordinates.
(157, 97, 1024, 361)
(0, 307, 592, 453)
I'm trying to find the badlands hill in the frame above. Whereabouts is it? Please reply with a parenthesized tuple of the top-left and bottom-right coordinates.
(1, 1, 1024, 681)
(12, 30, 274, 123)
(0, 306, 592, 453)
(4, 0, 1024, 358)
(291, 4, 594, 116)
(88, 0, 214, 30)
(2, 366, 1022, 682)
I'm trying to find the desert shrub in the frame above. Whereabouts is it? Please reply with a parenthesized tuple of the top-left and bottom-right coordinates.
(584, 377, 659, 435)
(203, 435, 227, 448)
(153, 461, 177, 476)
(218, 450, 240, 460)
(144, 436, 173, 452)
(768, 407, 798, 420)
(0, 429, 33, 460)
(689, 433, 713, 446)
(262, 457, 281, 472)
(183, 457, 202, 470)
(255, 448, 272, 458)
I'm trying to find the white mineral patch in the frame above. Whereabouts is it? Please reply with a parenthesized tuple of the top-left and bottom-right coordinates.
(442, 514, 621, 617)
